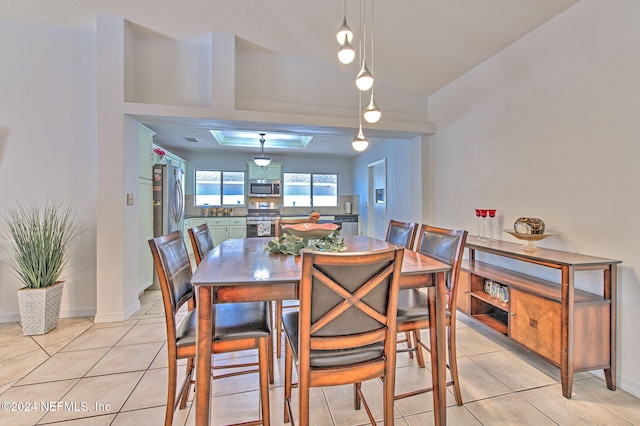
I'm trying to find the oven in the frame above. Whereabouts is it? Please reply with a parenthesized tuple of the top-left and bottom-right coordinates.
(246, 201, 280, 238)
(246, 216, 277, 238)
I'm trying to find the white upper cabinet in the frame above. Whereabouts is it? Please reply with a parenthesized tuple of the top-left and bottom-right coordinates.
(247, 161, 282, 180)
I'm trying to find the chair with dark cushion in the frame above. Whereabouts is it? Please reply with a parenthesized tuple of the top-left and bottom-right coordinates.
(394, 224, 468, 405)
(283, 247, 405, 426)
(187, 222, 214, 266)
(188, 223, 275, 383)
(385, 219, 418, 250)
(149, 230, 272, 426)
(385, 220, 419, 355)
(273, 217, 316, 359)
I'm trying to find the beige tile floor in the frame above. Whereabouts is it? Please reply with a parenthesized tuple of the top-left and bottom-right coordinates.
(1, 290, 639, 425)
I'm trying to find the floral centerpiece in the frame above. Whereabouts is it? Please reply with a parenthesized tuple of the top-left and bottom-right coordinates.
(265, 225, 346, 255)
(310, 211, 320, 223)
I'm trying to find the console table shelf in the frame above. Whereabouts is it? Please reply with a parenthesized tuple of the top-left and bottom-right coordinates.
(460, 239, 620, 398)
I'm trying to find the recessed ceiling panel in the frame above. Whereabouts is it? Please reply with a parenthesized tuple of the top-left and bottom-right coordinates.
(209, 130, 312, 149)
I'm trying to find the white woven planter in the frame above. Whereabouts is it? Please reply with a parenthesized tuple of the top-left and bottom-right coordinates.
(17, 281, 64, 335)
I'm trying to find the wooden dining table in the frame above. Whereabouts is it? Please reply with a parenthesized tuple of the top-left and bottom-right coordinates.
(191, 236, 451, 425)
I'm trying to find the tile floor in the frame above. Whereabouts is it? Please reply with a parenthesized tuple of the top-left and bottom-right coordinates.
(1, 290, 639, 425)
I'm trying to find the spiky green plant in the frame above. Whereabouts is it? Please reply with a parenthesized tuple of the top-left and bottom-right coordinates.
(1, 200, 81, 289)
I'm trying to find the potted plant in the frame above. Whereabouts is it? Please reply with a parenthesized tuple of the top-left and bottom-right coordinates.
(1, 200, 81, 335)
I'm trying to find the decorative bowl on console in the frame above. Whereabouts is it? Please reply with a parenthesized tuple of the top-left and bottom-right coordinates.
(281, 223, 339, 240)
(504, 230, 558, 251)
(514, 217, 546, 235)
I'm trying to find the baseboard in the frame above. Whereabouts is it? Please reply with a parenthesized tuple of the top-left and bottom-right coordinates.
(0, 307, 97, 323)
(93, 299, 141, 323)
(0, 313, 20, 322)
(60, 308, 96, 318)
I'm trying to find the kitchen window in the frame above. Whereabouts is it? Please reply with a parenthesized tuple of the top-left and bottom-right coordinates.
(283, 173, 338, 207)
(195, 170, 245, 206)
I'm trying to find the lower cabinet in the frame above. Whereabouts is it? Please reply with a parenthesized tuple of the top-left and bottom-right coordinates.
(184, 217, 247, 251)
(509, 288, 561, 365)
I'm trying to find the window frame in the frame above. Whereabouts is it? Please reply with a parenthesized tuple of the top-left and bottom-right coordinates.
(194, 169, 246, 207)
(282, 172, 339, 207)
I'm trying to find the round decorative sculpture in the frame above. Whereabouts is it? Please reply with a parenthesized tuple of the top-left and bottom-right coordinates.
(514, 217, 546, 235)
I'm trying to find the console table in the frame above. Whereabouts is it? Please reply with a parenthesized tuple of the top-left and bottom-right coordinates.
(460, 239, 620, 398)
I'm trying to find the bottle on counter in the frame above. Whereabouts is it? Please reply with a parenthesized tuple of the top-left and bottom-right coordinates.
(203, 203, 209, 216)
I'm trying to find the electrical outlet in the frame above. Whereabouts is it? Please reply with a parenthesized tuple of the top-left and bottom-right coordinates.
(127, 193, 134, 206)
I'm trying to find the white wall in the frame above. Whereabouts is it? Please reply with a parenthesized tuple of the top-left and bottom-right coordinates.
(427, 0, 640, 396)
(0, 20, 97, 320)
(352, 137, 424, 239)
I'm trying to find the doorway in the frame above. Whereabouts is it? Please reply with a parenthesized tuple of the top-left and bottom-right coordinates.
(367, 159, 386, 240)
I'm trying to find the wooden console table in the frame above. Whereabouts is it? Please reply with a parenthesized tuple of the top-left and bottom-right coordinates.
(460, 239, 620, 398)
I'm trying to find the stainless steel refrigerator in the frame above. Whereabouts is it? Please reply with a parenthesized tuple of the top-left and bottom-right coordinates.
(152, 163, 185, 286)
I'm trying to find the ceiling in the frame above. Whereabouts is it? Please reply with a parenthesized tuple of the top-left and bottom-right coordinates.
(0, 0, 580, 157)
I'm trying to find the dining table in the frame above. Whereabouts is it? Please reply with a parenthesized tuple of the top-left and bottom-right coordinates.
(191, 235, 451, 426)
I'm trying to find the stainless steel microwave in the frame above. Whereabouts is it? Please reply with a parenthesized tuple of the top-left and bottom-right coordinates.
(249, 180, 281, 197)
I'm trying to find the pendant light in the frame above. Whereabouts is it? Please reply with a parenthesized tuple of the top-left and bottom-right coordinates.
(355, 0, 373, 91)
(338, 38, 356, 64)
(253, 133, 272, 167)
(363, 93, 381, 123)
(363, 0, 381, 123)
(336, 15, 353, 44)
(337, 1, 355, 64)
(352, 92, 369, 152)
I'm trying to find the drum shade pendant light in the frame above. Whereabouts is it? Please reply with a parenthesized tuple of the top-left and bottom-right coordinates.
(253, 133, 272, 167)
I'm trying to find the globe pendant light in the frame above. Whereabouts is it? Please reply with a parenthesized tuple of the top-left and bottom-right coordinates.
(338, 38, 356, 64)
(352, 124, 369, 151)
(355, 60, 373, 91)
(336, 16, 353, 44)
(253, 133, 272, 167)
(352, 91, 369, 152)
(355, 0, 374, 91)
(362, 0, 380, 123)
(363, 92, 381, 123)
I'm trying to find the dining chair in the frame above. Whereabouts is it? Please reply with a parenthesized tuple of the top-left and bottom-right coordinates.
(188, 223, 275, 383)
(384, 220, 419, 356)
(149, 230, 272, 426)
(283, 247, 405, 426)
(394, 224, 468, 405)
(273, 217, 315, 359)
(385, 219, 418, 250)
(187, 222, 214, 266)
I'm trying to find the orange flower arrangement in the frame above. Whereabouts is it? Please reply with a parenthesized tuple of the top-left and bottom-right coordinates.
(309, 211, 320, 223)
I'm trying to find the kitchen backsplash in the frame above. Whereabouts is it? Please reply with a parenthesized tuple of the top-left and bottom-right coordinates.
(184, 194, 359, 217)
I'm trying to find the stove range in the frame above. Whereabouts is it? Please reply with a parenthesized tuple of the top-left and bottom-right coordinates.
(246, 202, 280, 237)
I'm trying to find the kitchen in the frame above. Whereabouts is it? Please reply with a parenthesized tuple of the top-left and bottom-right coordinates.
(144, 137, 362, 277)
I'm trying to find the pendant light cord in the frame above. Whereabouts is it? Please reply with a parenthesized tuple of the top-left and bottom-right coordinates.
(370, 0, 374, 93)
